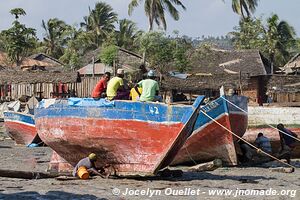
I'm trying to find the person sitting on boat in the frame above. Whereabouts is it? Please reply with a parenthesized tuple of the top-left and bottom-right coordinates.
(254, 132, 272, 154)
(106, 69, 130, 100)
(91, 72, 111, 99)
(277, 123, 298, 164)
(72, 153, 105, 178)
(129, 82, 142, 101)
(134, 70, 161, 102)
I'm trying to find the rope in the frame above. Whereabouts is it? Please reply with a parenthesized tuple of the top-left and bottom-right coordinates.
(184, 146, 197, 165)
(200, 110, 295, 169)
(221, 96, 300, 143)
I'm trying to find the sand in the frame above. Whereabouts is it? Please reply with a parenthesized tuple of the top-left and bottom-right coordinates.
(0, 131, 299, 200)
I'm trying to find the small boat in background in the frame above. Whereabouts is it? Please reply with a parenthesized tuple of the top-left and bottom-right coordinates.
(3, 97, 41, 145)
(172, 95, 248, 166)
(35, 96, 205, 176)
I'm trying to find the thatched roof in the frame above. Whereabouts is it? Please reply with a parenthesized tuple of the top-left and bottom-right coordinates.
(264, 75, 300, 93)
(0, 51, 57, 69)
(281, 53, 300, 74)
(185, 49, 269, 76)
(0, 69, 80, 84)
(161, 49, 269, 92)
(80, 47, 143, 68)
(29, 53, 64, 67)
(161, 73, 249, 92)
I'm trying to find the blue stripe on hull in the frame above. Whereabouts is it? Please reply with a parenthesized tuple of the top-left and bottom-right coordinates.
(3, 111, 35, 125)
(36, 98, 205, 124)
(194, 96, 228, 130)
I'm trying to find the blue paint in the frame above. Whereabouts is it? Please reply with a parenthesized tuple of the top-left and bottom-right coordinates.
(3, 111, 35, 125)
(194, 96, 228, 130)
(36, 96, 205, 124)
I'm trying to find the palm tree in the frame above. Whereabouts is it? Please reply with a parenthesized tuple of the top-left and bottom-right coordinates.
(41, 18, 71, 58)
(115, 19, 142, 50)
(10, 8, 26, 20)
(128, 0, 186, 31)
(263, 14, 296, 73)
(230, 0, 259, 19)
(80, 2, 118, 46)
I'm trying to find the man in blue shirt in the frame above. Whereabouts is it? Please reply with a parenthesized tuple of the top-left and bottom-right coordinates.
(255, 132, 272, 153)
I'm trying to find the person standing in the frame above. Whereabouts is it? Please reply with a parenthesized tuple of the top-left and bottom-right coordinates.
(91, 72, 111, 99)
(135, 70, 160, 102)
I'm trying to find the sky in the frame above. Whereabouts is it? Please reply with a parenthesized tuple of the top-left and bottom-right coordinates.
(0, 0, 299, 39)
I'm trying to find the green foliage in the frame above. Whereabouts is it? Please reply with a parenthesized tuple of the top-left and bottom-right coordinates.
(139, 32, 173, 68)
(41, 18, 72, 58)
(231, 17, 264, 49)
(231, 15, 297, 69)
(10, 8, 26, 20)
(1, 10, 37, 64)
(128, 0, 186, 31)
(139, 31, 191, 72)
(115, 19, 143, 51)
(59, 48, 80, 69)
(100, 45, 118, 66)
(229, 0, 259, 19)
(81, 2, 118, 47)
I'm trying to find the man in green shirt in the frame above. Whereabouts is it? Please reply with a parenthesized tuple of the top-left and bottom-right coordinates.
(135, 70, 161, 102)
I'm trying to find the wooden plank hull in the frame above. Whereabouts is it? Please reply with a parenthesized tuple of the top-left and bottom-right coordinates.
(3, 111, 40, 145)
(173, 96, 248, 166)
(36, 97, 204, 176)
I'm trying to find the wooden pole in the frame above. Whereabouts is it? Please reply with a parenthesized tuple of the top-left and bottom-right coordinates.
(0, 169, 61, 179)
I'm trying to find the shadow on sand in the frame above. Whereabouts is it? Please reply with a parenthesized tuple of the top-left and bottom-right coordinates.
(0, 191, 107, 200)
(114, 171, 276, 182)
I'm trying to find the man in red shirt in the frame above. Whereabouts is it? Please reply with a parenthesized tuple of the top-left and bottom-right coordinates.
(91, 72, 111, 99)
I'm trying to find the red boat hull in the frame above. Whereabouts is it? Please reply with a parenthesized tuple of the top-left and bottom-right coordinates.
(173, 96, 248, 166)
(172, 114, 238, 165)
(38, 118, 185, 176)
(4, 121, 37, 145)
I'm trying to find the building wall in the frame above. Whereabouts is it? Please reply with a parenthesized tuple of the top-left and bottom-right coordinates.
(243, 77, 259, 104)
(248, 106, 300, 126)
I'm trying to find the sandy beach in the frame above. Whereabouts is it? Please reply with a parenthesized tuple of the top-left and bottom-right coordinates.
(0, 130, 299, 200)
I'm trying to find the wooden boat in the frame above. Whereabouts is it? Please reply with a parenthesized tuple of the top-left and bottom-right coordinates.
(35, 96, 204, 176)
(172, 95, 248, 166)
(3, 111, 41, 145)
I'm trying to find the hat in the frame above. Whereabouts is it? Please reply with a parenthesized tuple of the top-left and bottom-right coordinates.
(88, 153, 97, 161)
(117, 69, 124, 75)
(147, 70, 155, 77)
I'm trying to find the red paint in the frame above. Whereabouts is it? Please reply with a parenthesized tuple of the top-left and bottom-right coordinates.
(48, 151, 73, 173)
(37, 118, 186, 176)
(173, 115, 238, 165)
(4, 121, 37, 145)
(229, 113, 248, 140)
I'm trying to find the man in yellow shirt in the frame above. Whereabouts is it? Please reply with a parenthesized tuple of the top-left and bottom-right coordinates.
(106, 69, 129, 100)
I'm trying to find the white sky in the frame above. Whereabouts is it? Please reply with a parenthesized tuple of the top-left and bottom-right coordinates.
(0, 0, 299, 39)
